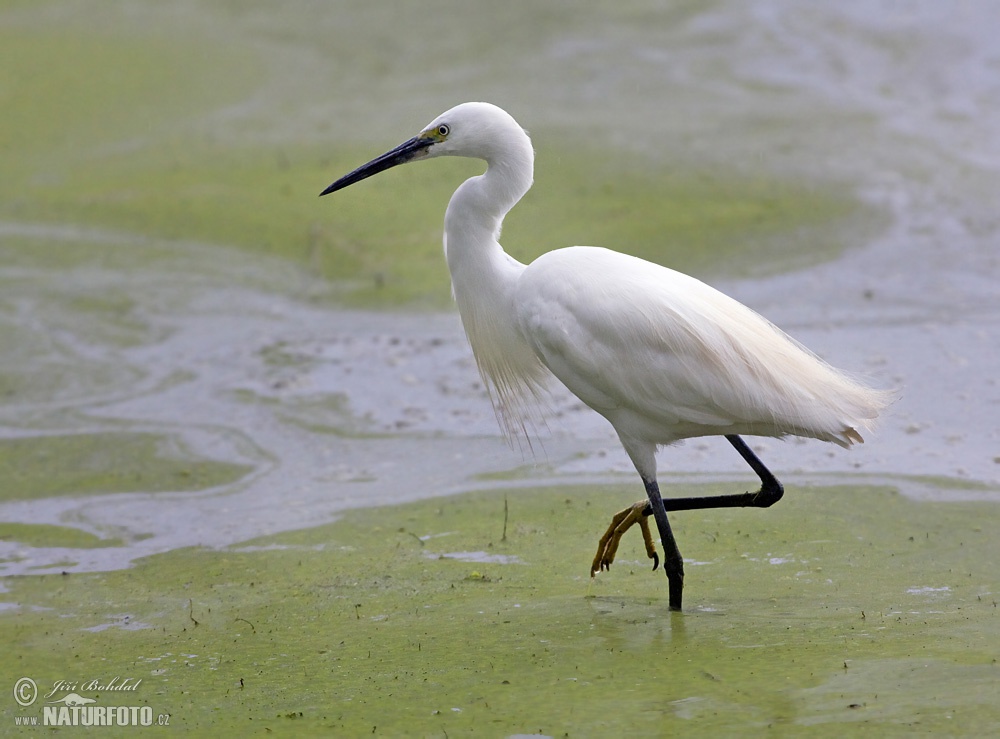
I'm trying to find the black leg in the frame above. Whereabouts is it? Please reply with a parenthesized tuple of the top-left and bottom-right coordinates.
(641, 435, 784, 515)
(591, 435, 783, 609)
(643, 476, 684, 611)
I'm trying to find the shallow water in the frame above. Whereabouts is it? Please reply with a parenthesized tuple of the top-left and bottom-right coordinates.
(3, 3, 1000, 735)
(1, 1, 998, 581)
(5, 483, 998, 734)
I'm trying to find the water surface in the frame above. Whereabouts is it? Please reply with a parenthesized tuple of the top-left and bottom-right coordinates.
(1, 0, 997, 573)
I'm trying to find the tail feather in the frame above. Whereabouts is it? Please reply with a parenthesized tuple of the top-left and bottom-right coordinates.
(842, 427, 865, 446)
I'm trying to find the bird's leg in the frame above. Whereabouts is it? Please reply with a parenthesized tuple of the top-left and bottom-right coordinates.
(590, 436, 779, 610)
(643, 476, 685, 611)
(591, 478, 684, 610)
(590, 500, 659, 576)
(644, 435, 785, 513)
(636, 514, 657, 569)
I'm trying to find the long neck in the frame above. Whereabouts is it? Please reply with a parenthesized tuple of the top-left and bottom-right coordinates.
(443, 142, 534, 280)
(441, 135, 549, 440)
(444, 141, 533, 344)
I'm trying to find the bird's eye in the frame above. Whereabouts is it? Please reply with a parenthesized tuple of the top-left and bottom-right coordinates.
(437, 124, 450, 137)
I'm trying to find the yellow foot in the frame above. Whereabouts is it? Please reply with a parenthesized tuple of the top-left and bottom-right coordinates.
(590, 500, 659, 576)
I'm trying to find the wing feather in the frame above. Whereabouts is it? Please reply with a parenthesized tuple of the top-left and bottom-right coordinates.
(515, 247, 890, 446)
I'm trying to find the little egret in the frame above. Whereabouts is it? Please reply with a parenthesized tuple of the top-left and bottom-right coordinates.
(320, 102, 892, 611)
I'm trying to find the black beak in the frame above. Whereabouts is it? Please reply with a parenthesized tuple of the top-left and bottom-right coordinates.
(319, 136, 435, 196)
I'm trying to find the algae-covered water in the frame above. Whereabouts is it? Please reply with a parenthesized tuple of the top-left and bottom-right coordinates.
(2, 1, 999, 735)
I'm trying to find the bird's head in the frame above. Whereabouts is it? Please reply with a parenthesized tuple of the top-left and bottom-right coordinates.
(319, 102, 529, 196)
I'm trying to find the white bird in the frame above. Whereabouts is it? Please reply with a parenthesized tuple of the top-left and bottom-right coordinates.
(321, 102, 892, 610)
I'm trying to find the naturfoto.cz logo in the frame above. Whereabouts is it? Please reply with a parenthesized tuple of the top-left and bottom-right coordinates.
(12, 677, 170, 727)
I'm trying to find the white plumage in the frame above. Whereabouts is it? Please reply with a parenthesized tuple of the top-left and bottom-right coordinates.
(321, 101, 892, 609)
(514, 246, 884, 469)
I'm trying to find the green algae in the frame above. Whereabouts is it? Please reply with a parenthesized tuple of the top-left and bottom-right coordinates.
(0, 523, 123, 550)
(274, 394, 383, 440)
(320, 151, 874, 307)
(0, 4, 984, 733)
(1, 484, 996, 735)
(0, 2, 884, 310)
(0, 433, 252, 502)
(230, 388, 385, 440)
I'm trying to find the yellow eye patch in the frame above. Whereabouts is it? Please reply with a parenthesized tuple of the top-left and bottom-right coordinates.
(421, 123, 450, 142)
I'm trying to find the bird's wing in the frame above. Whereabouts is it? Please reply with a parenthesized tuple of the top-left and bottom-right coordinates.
(515, 247, 880, 445)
